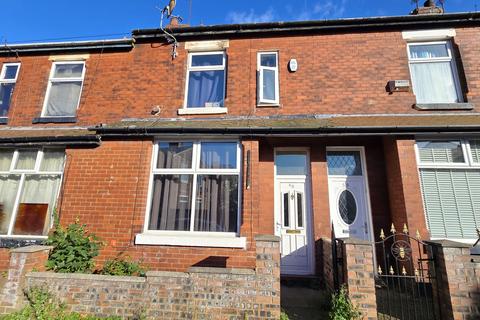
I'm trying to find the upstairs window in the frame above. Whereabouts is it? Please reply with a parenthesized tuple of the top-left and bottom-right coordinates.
(185, 52, 226, 108)
(147, 141, 240, 233)
(0, 148, 65, 238)
(257, 52, 279, 105)
(0, 63, 20, 118)
(408, 41, 462, 104)
(42, 62, 85, 117)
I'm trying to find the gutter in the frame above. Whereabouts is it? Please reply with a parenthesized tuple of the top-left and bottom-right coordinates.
(0, 135, 101, 146)
(133, 12, 480, 40)
(0, 39, 134, 55)
(90, 125, 480, 137)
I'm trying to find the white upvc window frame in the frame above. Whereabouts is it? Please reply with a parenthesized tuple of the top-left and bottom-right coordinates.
(415, 138, 480, 244)
(137, 140, 245, 248)
(0, 148, 65, 239)
(41, 61, 86, 118)
(257, 51, 279, 105)
(415, 139, 478, 169)
(183, 51, 227, 110)
(407, 40, 463, 104)
(0, 63, 21, 118)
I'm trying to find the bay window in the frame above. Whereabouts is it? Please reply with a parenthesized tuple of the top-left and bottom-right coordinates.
(416, 140, 480, 242)
(147, 141, 240, 234)
(408, 41, 462, 104)
(0, 149, 64, 237)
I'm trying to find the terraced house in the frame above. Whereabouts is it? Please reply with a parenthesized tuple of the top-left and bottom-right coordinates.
(0, 2, 479, 319)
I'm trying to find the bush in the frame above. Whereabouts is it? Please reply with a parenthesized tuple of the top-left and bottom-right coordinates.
(329, 285, 362, 320)
(45, 217, 103, 274)
(100, 256, 146, 277)
(0, 287, 121, 320)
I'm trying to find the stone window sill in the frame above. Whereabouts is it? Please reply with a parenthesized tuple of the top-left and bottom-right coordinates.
(0, 118, 7, 125)
(414, 103, 474, 111)
(257, 103, 280, 108)
(177, 108, 228, 115)
(32, 117, 77, 124)
(135, 233, 246, 249)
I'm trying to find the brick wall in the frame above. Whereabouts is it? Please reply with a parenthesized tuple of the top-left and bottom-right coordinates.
(383, 137, 429, 240)
(428, 241, 480, 320)
(1, 235, 280, 320)
(321, 238, 335, 292)
(57, 138, 259, 271)
(0, 246, 52, 314)
(1, 27, 480, 129)
(0, 249, 9, 272)
(342, 238, 378, 320)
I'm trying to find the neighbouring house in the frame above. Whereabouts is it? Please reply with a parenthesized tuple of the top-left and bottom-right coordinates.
(0, 3, 480, 319)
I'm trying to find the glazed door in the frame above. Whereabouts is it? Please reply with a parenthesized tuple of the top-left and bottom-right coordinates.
(277, 180, 312, 275)
(327, 149, 372, 241)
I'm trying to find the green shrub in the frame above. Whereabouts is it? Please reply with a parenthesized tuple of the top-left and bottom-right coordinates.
(45, 217, 103, 274)
(280, 311, 290, 320)
(100, 256, 146, 277)
(329, 285, 362, 320)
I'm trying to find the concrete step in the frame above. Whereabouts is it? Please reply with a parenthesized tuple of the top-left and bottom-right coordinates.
(281, 284, 331, 320)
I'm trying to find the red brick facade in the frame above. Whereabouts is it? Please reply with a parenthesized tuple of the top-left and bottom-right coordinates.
(0, 14, 479, 279)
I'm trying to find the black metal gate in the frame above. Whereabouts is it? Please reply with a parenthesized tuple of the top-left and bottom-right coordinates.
(375, 224, 439, 320)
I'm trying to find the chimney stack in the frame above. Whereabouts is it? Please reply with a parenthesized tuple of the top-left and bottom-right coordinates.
(411, 0, 444, 15)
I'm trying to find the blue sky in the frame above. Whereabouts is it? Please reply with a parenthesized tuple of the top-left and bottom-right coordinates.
(0, 0, 476, 43)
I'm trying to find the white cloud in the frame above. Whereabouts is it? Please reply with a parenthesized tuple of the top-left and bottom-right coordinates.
(290, 0, 348, 21)
(226, 8, 276, 24)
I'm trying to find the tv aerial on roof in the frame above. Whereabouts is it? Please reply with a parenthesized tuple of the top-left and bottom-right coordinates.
(157, 0, 183, 60)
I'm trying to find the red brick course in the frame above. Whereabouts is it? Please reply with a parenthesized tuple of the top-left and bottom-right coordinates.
(1, 27, 479, 129)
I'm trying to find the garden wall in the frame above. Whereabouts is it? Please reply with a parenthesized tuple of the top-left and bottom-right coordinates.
(0, 235, 281, 320)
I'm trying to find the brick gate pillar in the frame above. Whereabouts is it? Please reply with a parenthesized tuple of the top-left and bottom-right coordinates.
(0, 246, 52, 314)
(342, 238, 378, 320)
(427, 240, 480, 320)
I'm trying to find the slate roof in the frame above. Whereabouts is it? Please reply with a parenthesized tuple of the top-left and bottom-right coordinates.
(91, 114, 480, 136)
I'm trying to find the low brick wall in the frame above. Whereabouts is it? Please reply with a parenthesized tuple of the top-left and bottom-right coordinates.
(428, 241, 480, 320)
(1, 235, 281, 320)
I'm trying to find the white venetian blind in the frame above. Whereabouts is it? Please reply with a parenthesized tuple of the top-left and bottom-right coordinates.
(470, 140, 480, 163)
(419, 168, 480, 239)
(417, 141, 464, 163)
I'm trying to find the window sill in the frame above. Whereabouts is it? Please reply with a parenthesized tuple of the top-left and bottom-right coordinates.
(0, 236, 46, 249)
(414, 103, 474, 111)
(32, 116, 77, 124)
(257, 103, 280, 108)
(135, 233, 247, 249)
(0, 118, 7, 125)
(177, 108, 228, 115)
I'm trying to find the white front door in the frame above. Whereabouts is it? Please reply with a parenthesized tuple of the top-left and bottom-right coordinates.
(327, 148, 372, 241)
(274, 150, 313, 275)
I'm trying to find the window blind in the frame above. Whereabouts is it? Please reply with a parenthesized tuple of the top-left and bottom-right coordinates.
(419, 168, 480, 239)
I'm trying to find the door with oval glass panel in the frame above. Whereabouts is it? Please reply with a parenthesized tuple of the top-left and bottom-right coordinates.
(326, 148, 373, 241)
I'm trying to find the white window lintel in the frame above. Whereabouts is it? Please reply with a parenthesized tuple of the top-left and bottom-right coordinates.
(185, 40, 229, 52)
(402, 29, 456, 41)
